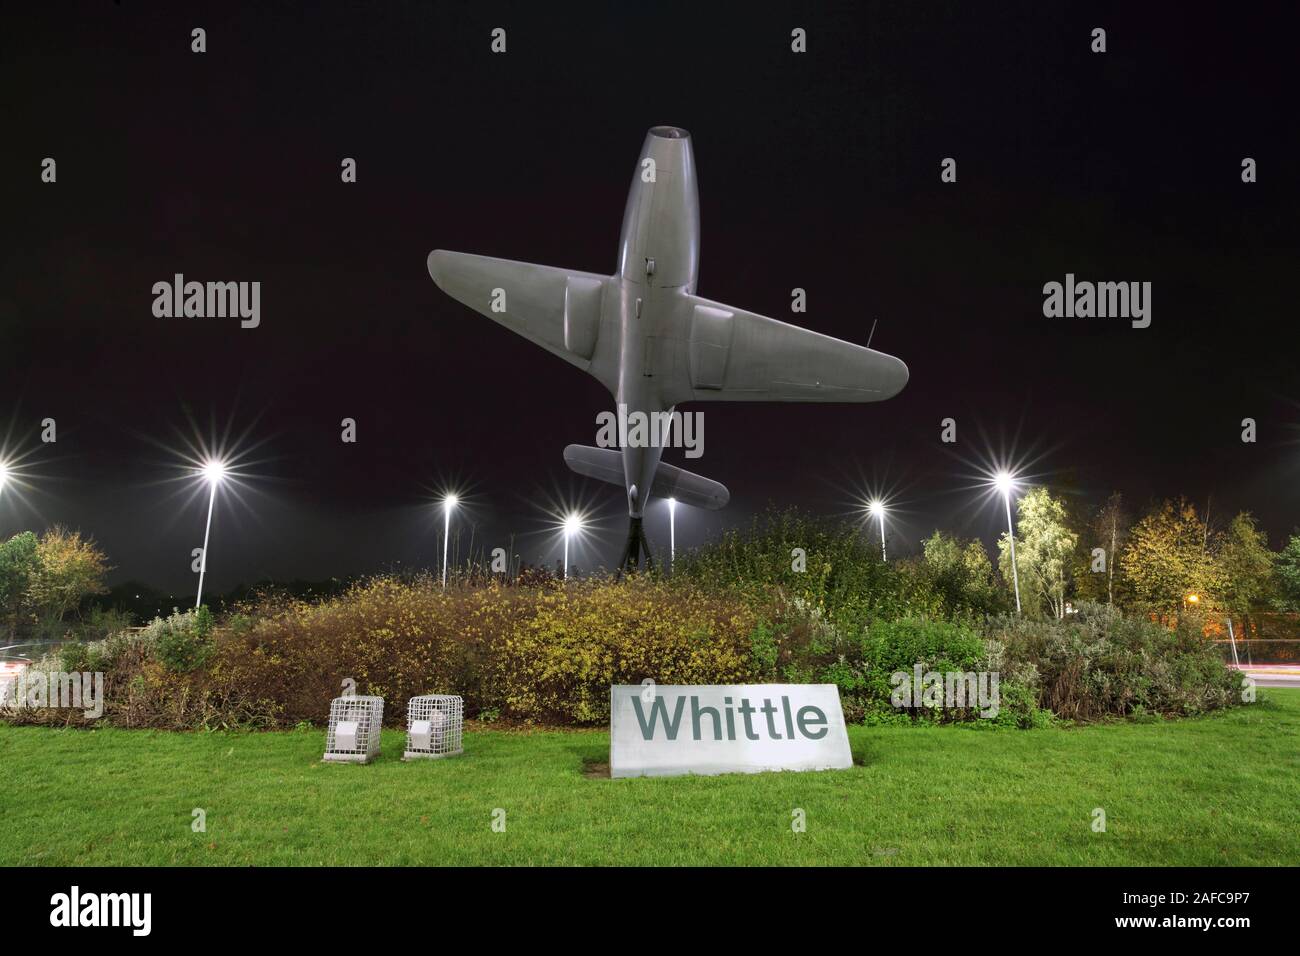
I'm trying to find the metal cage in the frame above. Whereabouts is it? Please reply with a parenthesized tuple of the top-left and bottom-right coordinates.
(323, 695, 384, 764)
(403, 694, 464, 760)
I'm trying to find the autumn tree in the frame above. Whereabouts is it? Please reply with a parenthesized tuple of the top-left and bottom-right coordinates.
(1122, 498, 1223, 615)
(30, 526, 111, 626)
(998, 487, 1078, 619)
(1217, 512, 1275, 622)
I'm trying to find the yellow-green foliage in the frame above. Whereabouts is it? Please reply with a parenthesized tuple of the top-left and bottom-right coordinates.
(189, 576, 758, 727)
(499, 580, 755, 722)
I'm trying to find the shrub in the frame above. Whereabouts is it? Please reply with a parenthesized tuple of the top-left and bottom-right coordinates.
(499, 580, 755, 722)
(207, 576, 756, 727)
(817, 617, 1009, 725)
(59, 640, 106, 674)
(152, 606, 216, 673)
(988, 601, 1241, 719)
(747, 619, 779, 677)
(211, 577, 530, 726)
(672, 509, 1008, 640)
(671, 508, 912, 622)
(852, 618, 986, 719)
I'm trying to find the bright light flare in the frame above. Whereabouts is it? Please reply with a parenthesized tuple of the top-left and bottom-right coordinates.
(993, 470, 1016, 495)
(868, 499, 885, 517)
(136, 416, 268, 608)
(530, 485, 603, 581)
(200, 460, 228, 485)
(444, 493, 459, 510)
(0, 461, 9, 491)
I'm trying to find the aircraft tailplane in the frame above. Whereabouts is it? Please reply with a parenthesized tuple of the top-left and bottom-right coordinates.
(562, 444, 729, 511)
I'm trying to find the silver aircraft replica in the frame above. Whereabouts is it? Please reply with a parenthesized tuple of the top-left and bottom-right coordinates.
(428, 126, 909, 571)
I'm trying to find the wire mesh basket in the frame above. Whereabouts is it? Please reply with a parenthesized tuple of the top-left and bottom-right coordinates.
(403, 694, 464, 760)
(323, 695, 384, 764)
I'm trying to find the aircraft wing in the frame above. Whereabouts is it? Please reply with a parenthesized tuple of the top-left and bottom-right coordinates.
(427, 250, 608, 374)
(680, 293, 909, 402)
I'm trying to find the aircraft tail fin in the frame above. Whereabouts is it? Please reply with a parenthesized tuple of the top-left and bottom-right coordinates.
(562, 444, 730, 510)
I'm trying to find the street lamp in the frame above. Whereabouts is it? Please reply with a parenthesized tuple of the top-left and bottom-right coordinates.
(995, 470, 1021, 614)
(442, 494, 458, 588)
(563, 512, 583, 580)
(195, 460, 227, 608)
(668, 497, 677, 570)
(868, 499, 887, 560)
(0, 461, 9, 493)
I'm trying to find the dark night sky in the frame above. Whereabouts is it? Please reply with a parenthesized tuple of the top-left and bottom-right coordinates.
(2, 1, 1298, 593)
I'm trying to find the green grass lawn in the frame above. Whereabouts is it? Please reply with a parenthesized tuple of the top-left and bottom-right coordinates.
(2, 689, 1297, 866)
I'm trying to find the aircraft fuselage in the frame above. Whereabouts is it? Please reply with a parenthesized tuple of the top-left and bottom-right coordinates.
(608, 126, 700, 517)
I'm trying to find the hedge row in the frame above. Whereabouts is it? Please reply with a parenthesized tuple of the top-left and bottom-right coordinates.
(8, 578, 1244, 731)
(42, 578, 757, 728)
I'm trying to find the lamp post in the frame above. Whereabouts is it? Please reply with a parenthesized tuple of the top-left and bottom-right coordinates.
(0, 461, 9, 536)
(995, 471, 1021, 614)
(868, 499, 887, 560)
(442, 494, 458, 588)
(563, 513, 582, 580)
(195, 460, 226, 608)
(668, 497, 677, 570)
